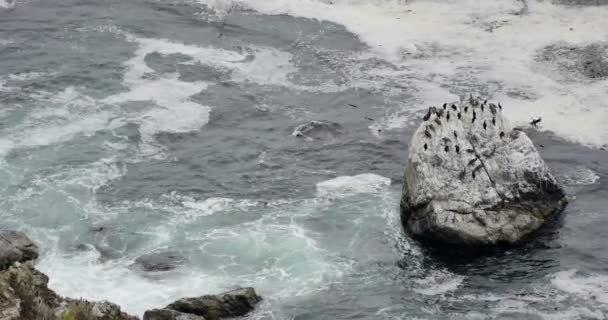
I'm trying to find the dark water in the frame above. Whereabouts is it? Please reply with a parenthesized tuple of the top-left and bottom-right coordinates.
(1, 0, 607, 318)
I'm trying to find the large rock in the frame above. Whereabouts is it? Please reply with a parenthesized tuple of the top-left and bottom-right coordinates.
(0, 231, 39, 270)
(131, 251, 188, 272)
(165, 288, 262, 320)
(400, 96, 567, 250)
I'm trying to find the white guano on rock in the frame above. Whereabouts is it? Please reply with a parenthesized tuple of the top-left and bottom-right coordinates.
(400, 97, 567, 249)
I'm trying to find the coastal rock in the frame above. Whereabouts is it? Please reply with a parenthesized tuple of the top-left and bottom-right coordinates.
(143, 309, 206, 320)
(292, 120, 343, 140)
(400, 97, 567, 250)
(0, 232, 138, 320)
(57, 299, 138, 320)
(165, 287, 261, 320)
(1, 262, 62, 320)
(131, 251, 188, 272)
(0, 231, 39, 270)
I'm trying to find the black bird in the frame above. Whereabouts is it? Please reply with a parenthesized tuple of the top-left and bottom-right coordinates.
(464, 106, 469, 113)
(498, 103, 502, 110)
(423, 108, 432, 121)
(365, 117, 375, 121)
(500, 131, 505, 138)
(472, 116, 476, 124)
(455, 145, 460, 153)
(481, 104, 484, 112)
(530, 117, 542, 127)
(446, 111, 450, 121)
(492, 117, 496, 125)
(348, 104, 359, 108)
(472, 171, 476, 179)
(483, 121, 487, 130)
(424, 143, 428, 151)
(443, 103, 447, 110)
(484, 99, 488, 104)
(489, 104, 497, 115)
(444, 145, 449, 152)
(466, 149, 475, 153)
(458, 169, 466, 180)
(451, 104, 457, 111)
(457, 112, 461, 119)
(453, 131, 458, 139)
(424, 129, 432, 138)
(472, 111, 477, 123)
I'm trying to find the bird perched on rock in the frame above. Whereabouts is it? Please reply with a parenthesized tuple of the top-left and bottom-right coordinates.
(423, 108, 433, 121)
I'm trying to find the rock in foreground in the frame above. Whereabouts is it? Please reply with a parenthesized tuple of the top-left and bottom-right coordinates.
(0, 230, 39, 270)
(160, 288, 262, 320)
(400, 97, 567, 250)
(0, 231, 136, 320)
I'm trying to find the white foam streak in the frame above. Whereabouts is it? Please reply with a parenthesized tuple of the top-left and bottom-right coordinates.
(551, 270, 608, 305)
(316, 173, 391, 197)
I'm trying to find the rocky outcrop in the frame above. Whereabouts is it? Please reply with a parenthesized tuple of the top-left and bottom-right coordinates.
(0, 231, 136, 320)
(156, 288, 262, 320)
(130, 252, 188, 272)
(400, 97, 567, 250)
(0, 231, 262, 320)
(0, 231, 39, 270)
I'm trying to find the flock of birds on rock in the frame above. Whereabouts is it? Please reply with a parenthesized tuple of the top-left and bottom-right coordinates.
(417, 95, 546, 179)
(420, 96, 507, 150)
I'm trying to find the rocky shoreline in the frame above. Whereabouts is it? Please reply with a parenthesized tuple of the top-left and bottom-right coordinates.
(0, 231, 261, 320)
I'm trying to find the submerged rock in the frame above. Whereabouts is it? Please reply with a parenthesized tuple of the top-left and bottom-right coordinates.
(164, 287, 262, 320)
(400, 97, 567, 250)
(0, 230, 39, 270)
(292, 120, 343, 140)
(131, 251, 188, 272)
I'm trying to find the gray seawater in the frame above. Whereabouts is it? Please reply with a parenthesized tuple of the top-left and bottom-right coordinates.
(1, 0, 608, 319)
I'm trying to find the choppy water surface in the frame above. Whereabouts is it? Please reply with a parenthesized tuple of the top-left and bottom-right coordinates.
(1, 0, 608, 318)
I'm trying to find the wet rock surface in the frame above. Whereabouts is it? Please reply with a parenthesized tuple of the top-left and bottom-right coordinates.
(164, 287, 262, 320)
(131, 251, 188, 272)
(143, 309, 206, 320)
(400, 97, 568, 250)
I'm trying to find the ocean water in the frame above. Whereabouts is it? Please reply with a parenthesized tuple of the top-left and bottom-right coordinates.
(0, 0, 607, 319)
